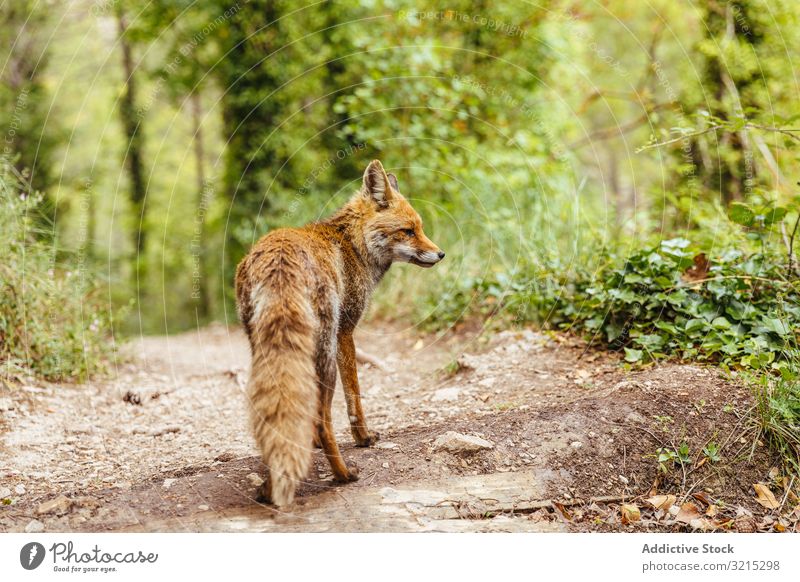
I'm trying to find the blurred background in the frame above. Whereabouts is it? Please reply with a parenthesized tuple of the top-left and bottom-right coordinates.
(2, 0, 799, 380)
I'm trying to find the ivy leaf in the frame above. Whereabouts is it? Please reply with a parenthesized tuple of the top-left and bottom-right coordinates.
(624, 348, 643, 363)
(729, 202, 754, 227)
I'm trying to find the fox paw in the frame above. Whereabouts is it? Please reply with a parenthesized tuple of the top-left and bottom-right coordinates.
(255, 478, 272, 504)
(334, 463, 359, 483)
(355, 430, 380, 448)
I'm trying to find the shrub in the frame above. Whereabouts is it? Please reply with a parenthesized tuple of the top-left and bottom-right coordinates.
(0, 170, 111, 381)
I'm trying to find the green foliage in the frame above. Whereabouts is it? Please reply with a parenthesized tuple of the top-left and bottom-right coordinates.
(750, 364, 800, 477)
(0, 171, 111, 381)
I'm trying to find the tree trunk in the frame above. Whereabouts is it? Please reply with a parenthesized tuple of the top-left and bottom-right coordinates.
(116, 9, 148, 293)
(190, 91, 211, 321)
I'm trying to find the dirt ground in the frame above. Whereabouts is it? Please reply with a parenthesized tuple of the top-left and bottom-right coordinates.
(1, 322, 797, 533)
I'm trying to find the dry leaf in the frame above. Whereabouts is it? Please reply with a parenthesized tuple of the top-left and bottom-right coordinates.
(692, 491, 711, 506)
(551, 501, 572, 522)
(676, 502, 702, 524)
(681, 253, 710, 283)
(706, 504, 719, 517)
(753, 483, 780, 509)
(621, 504, 641, 524)
(689, 517, 718, 531)
(646, 494, 677, 512)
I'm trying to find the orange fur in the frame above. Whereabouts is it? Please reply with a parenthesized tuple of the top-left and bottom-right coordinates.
(235, 160, 444, 506)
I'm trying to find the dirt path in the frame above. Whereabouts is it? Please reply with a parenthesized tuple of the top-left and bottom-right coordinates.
(0, 323, 794, 532)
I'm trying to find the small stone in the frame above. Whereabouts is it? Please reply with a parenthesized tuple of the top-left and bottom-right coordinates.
(431, 387, 461, 402)
(246, 473, 264, 487)
(432, 431, 494, 455)
(25, 519, 44, 533)
(162, 478, 177, 489)
(619, 475, 629, 485)
(570, 441, 583, 449)
(477, 377, 496, 388)
(375, 441, 398, 450)
(0, 487, 11, 498)
(37, 495, 72, 515)
(381, 462, 390, 469)
(197, 504, 209, 511)
(14, 484, 25, 495)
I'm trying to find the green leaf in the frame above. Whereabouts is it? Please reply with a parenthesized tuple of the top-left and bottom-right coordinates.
(729, 202, 754, 227)
(685, 318, 706, 333)
(624, 348, 643, 363)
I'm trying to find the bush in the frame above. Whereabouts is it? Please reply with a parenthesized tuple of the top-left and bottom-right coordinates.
(0, 170, 111, 381)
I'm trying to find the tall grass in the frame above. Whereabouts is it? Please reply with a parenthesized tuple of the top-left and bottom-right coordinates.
(1, 169, 111, 381)
(751, 366, 800, 480)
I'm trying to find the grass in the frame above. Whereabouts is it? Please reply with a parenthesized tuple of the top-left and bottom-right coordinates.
(750, 366, 800, 481)
(0, 169, 111, 382)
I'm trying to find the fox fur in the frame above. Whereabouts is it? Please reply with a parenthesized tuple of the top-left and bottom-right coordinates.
(235, 159, 444, 506)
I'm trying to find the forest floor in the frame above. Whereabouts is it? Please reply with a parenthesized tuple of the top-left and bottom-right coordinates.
(1, 322, 797, 533)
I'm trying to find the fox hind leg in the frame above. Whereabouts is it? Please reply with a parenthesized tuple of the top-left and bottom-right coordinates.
(317, 353, 359, 483)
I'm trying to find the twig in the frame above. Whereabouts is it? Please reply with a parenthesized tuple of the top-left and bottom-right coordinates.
(779, 475, 795, 512)
(664, 275, 793, 293)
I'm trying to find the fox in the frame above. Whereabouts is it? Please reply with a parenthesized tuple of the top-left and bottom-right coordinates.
(234, 159, 445, 506)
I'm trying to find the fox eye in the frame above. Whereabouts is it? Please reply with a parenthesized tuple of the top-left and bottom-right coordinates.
(403, 228, 416, 237)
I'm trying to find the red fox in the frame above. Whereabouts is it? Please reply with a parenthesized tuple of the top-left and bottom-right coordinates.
(235, 159, 445, 506)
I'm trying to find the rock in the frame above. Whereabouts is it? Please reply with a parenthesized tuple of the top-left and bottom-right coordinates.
(570, 441, 583, 449)
(477, 377, 496, 388)
(375, 441, 398, 450)
(431, 387, 461, 402)
(162, 478, 177, 490)
(246, 473, 264, 487)
(25, 519, 44, 533)
(14, 484, 25, 495)
(0, 487, 11, 498)
(197, 504, 209, 511)
(37, 495, 72, 515)
(433, 431, 494, 455)
(381, 462, 390, 469)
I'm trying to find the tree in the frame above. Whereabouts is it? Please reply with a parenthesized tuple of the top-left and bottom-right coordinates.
(114, 4, 149, 293)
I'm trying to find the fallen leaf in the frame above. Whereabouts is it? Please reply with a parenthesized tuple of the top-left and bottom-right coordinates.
(676, 502, 702, 524)
(646, 494, 677, 512)
(681, 253, 710, 283)
(692, 491, 711, 506)
(753, 483, 780, 509)
(706, 504, 719, 517)
(551, 501, 572, 522)
(621, 504, 641, 524)
(689, 517, 718, 531)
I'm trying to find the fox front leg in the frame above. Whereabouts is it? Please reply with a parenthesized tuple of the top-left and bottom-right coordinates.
(337, 332, 380, 447)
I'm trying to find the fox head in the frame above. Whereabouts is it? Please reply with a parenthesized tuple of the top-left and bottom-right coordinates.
(356, 160, 445, 269)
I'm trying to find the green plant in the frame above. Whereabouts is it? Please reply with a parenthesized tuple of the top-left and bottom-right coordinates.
(750, 366, 800, 478)
(0, 170, 111, 381)
(702, 441, 722, 463)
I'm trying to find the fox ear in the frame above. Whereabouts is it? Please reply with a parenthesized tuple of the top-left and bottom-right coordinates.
(386, 172, 400, 192)
(363, 160, 394, 207)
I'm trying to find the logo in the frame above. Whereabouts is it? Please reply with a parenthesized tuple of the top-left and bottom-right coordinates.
(20, 542, 46, 570)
